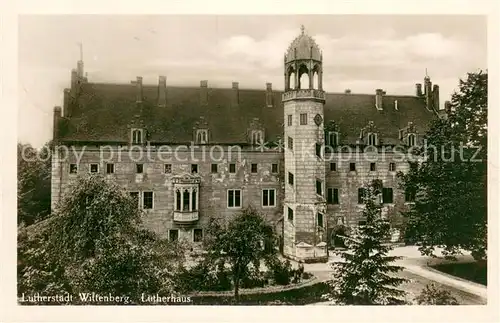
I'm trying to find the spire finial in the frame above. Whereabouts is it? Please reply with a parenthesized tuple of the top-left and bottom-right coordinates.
(300, 25, 305, 35)
(78, 42, 83, 61)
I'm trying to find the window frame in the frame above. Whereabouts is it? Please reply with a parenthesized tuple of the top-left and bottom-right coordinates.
(299, 113, 308, 125)
(229, 163, 236, 173)
(251, 163, 258, 173)
(288, 172, 294, 186)
(89, 163, 99, 174)
(330, 162, 337, 172)
(327, 188, 339, 205)
(288, 136, 293, 150)
(131, 128, 144, 144)
(211, 163, 218, 174)
(106, 163, 115, 174)
(370, 162, 376, 172)
(142, 191, 154, 209)
(262, 188, 276, 207)
(191, 164, 198, 174)
(164, 164, 172, 173)
(169, 229, 179, 242)
(316, 179, 323, 196)
(382, 187, 394, 204)
(69, 163, 78, 174)
(271, 163, 278, 174)
(287, 114, 293, 126)
(349, 163, 356, 172)
(287, 207, 294, 221)
(389, 162, 396, 172)
(227, 189, 242, 208)
(193, 228, 203, 243)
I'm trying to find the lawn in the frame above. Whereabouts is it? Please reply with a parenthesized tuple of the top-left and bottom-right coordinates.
(431, 261, 487, 286)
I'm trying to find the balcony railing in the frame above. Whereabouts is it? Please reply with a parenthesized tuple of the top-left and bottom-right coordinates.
(173, 210, 199, 224)
(282, 89, 326, 101)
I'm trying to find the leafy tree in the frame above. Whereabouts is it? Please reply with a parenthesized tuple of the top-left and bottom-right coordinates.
(324, 179, 407, 305)
(415, 284, 459, 305)
(204, 206, 277, 301)
(399, 71, 487, 260)
(18, 175, 184, 303)
(17, 142, 52, 226)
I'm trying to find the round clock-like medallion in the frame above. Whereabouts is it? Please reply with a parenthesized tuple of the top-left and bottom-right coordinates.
(314, 114, 323, 126)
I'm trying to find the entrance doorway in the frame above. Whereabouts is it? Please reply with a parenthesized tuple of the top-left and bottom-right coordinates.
(330, 225, 348, 249)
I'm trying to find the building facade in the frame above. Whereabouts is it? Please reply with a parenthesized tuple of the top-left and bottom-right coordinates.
(51, 28, 444, 262)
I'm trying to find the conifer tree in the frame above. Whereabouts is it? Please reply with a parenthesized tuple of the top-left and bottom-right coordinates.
(324, 179, 407, 305)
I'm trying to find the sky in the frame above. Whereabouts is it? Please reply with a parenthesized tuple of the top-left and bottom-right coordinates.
(18, 15, 487, 147)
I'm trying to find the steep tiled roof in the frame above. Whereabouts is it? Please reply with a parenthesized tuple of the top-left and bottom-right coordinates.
(58, 82, 437, 145)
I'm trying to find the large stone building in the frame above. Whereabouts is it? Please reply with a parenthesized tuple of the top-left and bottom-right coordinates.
(51, 28, 446, 262)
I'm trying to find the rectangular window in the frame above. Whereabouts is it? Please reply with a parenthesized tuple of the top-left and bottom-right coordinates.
(169, 229, 179, 242)
(349, 163, 356, 172)
(227, 189, 242, 208)
(164, 164, 172, 173)
(288, 172, 294, 186)
(389, 163, 396, 172)
(191, 164, 198, 174)
(382, 187, 394, 204)
(288, 136, 293, 150)
(129, 192, 139, 208)
(251, 163, 258, 173)
(300, 113, 307, 125)
(143, 191, 153, 209)
(316, 180, 323, 196)
(327, 188, 339, 204)
(358, 188, 366, 204)
(317, 213, 324, 228)
(315, 143, 322, 158)
(405, 187, 416, 202)
(262, 189, 276, 207)
(229, 163, 236, 173)
(330, 162, 337, 171)
(271, 163, 278, 173)
(69, 164, 78, 174)
(136, 163, 143, 174)
(288, 207, 294, 221)
(106, 163, 114, 174)
(370, 163, 376, 172)
(287, 114, 293, 126)
(90, 163, 99, 173)
(211, 163, 218, 173)
(328, 132, 338, 146)
(193, 229, 203, 242)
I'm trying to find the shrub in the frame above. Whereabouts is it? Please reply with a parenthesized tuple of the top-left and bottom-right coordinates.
(415, 284, 459, 305)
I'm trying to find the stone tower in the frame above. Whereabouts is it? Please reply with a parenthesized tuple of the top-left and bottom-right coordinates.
(282, 26, 328, 262)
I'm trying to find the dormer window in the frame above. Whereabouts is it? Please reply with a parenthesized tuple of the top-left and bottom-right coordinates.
(326, 131, 339, 147)
(196, 129, 209, 144)
(408, 134, 416, 147)
(368, 133, 378, 146)
(131, 128, 143, 144)
(251, 130, 264, 145)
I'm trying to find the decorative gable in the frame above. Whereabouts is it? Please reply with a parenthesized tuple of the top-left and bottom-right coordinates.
(399, 121, 419, 146)
(360, 121, 380, 146)
(193, 116, 210, 144)
(247, 117, 265, 145)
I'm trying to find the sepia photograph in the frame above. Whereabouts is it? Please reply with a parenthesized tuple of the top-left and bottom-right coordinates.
(3, 2, 497, 321)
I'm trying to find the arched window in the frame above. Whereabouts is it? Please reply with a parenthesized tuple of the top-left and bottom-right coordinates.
(327, 132, 339, 147)
(183, 189, 190, 211)
(175, 190, 181, 211)
(131, 128, 143, 144)
(252, 130, 263, 145)
(287, 66, 296, 90)
(192, 189, 197, 211)
(408, 134, 416, 147)
(195, 129, 208, 144)
(368, 133, 377, 146)
(298, 65, 309, 89)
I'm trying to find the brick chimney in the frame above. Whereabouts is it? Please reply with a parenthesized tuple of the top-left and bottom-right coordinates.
(424, 76, 432, 111)
(266, 82, 273, 107)
(200, 80, 208, 105)
(158, 75, 167, 107)
(415, 83, 422, 97)
(53, 106, 62, 141)
(432, 84, 440, 111)
(136, 76, 143, 103)
(231, 82, 239, 107)
(375, 89, 384, 110)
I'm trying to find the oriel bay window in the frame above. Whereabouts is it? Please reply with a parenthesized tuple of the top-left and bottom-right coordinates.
(172, 175, 201, 223)
(174, 187, 199, 212)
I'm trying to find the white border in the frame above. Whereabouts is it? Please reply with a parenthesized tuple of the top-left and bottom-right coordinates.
(2, 1, 499, 322)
